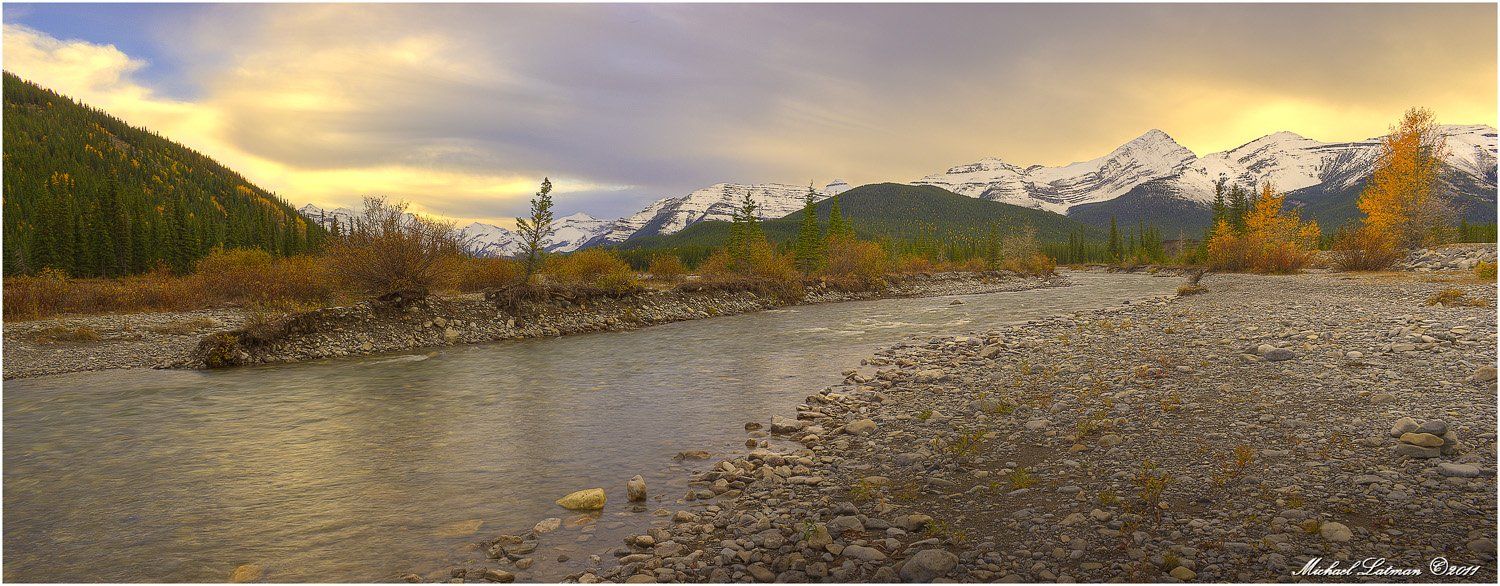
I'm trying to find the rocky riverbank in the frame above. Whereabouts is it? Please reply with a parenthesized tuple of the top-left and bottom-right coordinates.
(438, 269, 1496, 583)
(2, 271, 1060, 379)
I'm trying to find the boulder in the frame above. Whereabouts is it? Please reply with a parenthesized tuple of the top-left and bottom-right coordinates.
(1399, 432, 1444, 448)
(556, 488, 607, 510)
(627, 475, 648, 502)
(1437, 463, 1482, 478)
(770, 416, 807, 434)
(843, 544, 886, 561)
(1262, 348, 1296, 362)
(1319, 522, 1353, 543)
(844, 419, 877, 435)
(1389, 417, 1419, 437)
(899, 549, 959, 582)
(532, 517, 561, 534)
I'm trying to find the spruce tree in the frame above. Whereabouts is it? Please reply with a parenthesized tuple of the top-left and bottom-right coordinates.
(793, 186, 823, 273)
(825, 195, 853, 240)
(515, 177, 555, 283)
(1107, 216, 1122, 261)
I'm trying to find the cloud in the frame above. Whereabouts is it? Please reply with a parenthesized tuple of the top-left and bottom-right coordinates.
(4, 3, 1496, 224)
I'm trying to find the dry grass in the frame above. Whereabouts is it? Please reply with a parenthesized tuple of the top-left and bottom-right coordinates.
(1425, 288, 1487, 307)
(1176, 283, 1207, 296)
(544, 249, 640, 293)
(453, 256, 523, 292)
(1476, 261, 1497, 281)
(149, 317, 223, 335)
(29, 325, 103, 344)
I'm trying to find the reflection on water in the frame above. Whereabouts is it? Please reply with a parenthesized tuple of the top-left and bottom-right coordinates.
(3, 271, 1178, 582)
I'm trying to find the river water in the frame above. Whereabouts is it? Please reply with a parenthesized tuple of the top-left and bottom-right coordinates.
(3, 271, 1179, 582)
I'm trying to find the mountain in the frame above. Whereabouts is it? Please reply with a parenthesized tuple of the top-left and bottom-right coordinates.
(612, 183, 1093, 252)
(915, 125, 1498, 233)
(2, 72, 325, 276)
(298, 204, 607, 256)
(588, 180, 848, 246)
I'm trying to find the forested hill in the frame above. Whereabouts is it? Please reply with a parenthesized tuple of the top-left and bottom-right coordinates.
(2, 72, 325, 277)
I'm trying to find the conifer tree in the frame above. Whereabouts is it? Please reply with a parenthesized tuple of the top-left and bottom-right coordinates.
(1107, 216, 1122, 260)
(825, 195, 853, 241)
(515, 177, 555, 283)
(793, 186, 824, 273)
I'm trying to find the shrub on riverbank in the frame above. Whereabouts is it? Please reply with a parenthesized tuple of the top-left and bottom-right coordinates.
(818, 237, 889, 290)
(454, 257, 524, 292)
(1206, 184, 1320, 273)
(646, 254, 688, 283)
(327, 196, 464, 295)
(545, 249, 640, 294)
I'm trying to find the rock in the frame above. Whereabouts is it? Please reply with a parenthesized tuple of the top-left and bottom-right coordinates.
(401, 573, 421, 583)
(627, 475, 648, 502)
(1170, 566, 1197, 581)
(674, 451, 711, 460)
(1437, 463, 1482, 478)
(842, 544, 886, 561)
(1415, 419, 1448, 436)
(230, 564, 263, 583)
(556, 488, 607, 510)
(1368, 392, 1395, 404)
(533, 517, 562, 534)
(1024, 418, 1051, 430)
(844, 418, 878, 435)
(623, 574, 654, 583)
(1399, 432, 1444, 448)
(1394, 443, 1441, 458)
(1097, 433, 1122, 447)
(1470, 366, 1498, 383)
(747, 564, 776, 582)
(435, 519, 485, 537)
(1262, 348, 1295, 362)
(828, 515, 865, 534)
(805, 523, 833, 549)
(1255, 344, 1277, 355)
(1389, 417, 1419, 437)
(898, 514, 933, 532)
(481, 569, 515, 583)
(770, 416, 806, 433)
(899, 549, 959, 582)
(1319, 522, 1353, 543)
(1467, 538, 1497, 559)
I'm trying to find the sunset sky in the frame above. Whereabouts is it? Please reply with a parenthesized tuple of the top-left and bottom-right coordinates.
(4, 2, 1496, 226)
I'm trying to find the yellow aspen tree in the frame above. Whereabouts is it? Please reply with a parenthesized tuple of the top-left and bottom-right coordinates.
(1358, 107, 1451, 249)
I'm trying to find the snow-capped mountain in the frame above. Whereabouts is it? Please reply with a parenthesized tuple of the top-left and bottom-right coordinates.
(298, 205, 609, 257)
(914, 125, 1498, 217)
(588, 180, 845, 245)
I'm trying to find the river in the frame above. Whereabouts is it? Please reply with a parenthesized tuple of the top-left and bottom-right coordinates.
(3, 271, 1180, 582)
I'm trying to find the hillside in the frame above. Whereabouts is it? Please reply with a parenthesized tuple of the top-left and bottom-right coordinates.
(2, 72, 324, 277)
(612, 183, 1093, 252)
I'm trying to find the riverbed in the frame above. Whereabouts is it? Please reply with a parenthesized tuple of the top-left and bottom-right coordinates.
(2, 270, 1182, 582)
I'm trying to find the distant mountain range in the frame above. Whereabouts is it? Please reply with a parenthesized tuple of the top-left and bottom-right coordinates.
(915, 125, 1497, 234)
(344, 124, 1492, 255)
(298, 203, 609, 256)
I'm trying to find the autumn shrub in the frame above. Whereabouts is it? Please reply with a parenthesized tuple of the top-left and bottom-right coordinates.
(894, 254, 936, 274)
(1331, 224, 1402, 271)
(453, 256, 524, 292)
(1426, 288, 1486, 307)
(545, 248, 641, 293)
(646, 254, 688, 282)
(1206, 185, 1320, 273)
(30, 325, 103, 344)
(696, 239, 803, 302)
(819, 237, 889, 290)
(327, 196, 462, 295)
(1476, 261, 1497, 281)
(1001, 254, 1057, 276)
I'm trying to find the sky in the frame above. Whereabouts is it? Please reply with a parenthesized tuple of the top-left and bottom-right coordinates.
(3, 2, 1496, 227)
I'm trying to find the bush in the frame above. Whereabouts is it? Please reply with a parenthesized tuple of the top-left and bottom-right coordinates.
(454, 256, 523, 292)
(545, 249, 640, 293)
(1206, 186, 1320, 273)
(1475, 261, 1497, 280)
(1001, 254, 1057, 276)
(696, 239, 804, 302)
(646, 254, 688, 282)
(1331, 225, 1401, 271)
(1426, 288, 1486, 307)
(327, 196, 462, 295)
(893, 254, 936, 274)
(819, 238, 889, 290)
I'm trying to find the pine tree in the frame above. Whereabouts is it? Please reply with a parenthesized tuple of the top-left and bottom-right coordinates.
(1107, 216, 1122, 261)
(515, 177, 555, 283)
(825, 195, 853, 241)
(793, 186, 823, 273)
(1227, 184, 1250, 230)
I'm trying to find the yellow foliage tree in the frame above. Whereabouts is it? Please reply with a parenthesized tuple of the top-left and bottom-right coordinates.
(1207, 183, 1320, 273)
(1357, 107, 1452, 249)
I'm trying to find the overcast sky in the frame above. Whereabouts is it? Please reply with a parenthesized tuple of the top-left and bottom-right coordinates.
(4, 2, 1495, 226)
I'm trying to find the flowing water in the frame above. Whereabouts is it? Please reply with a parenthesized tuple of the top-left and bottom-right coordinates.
(3, 271, 1179, 582)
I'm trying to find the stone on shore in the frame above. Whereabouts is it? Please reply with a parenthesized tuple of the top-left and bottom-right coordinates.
(626, 475, 648, 502)
(555, 488, 607, 510)
(899, 549, 959, 582)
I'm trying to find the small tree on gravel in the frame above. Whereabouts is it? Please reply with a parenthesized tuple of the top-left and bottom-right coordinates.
(515, 178, 555, 283)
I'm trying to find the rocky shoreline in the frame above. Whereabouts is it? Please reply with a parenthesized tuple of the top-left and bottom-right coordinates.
(437, 269, 1496, 584)
(2, 271, 1061, 380)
